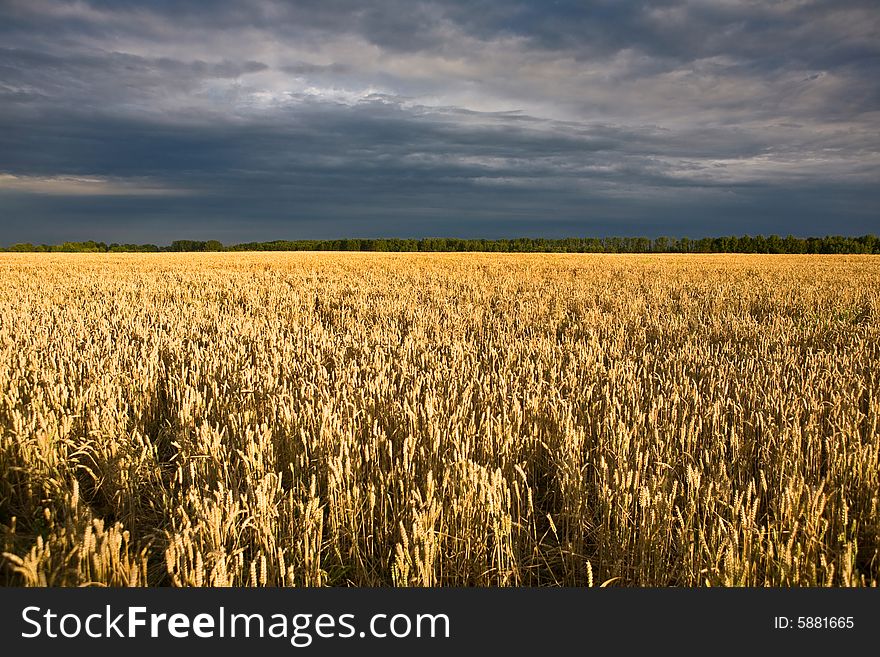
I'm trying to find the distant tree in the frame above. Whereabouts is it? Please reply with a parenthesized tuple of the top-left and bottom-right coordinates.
(169, 240, 207, 252)
(692, 238, 711, 253)
(859, 234, 879, 253)
(653, 236, 670, 253)
(767, 234, 784, 253)
(632, 237, 651, 253)
(5, 234, 879, 254)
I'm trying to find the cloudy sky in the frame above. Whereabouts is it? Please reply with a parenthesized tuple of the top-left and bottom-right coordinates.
(0, 0, 878, 243)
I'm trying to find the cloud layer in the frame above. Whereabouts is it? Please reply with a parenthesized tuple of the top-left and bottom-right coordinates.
(1, 0, 878, 242)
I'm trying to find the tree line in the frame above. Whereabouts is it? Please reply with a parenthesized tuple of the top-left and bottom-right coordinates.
(2, 235, 879, 254)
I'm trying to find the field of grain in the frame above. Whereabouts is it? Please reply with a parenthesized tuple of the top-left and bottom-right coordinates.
(0, 253, 877, 587)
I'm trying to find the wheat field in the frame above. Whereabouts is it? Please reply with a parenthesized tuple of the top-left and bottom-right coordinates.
(0, 253, 877, 587)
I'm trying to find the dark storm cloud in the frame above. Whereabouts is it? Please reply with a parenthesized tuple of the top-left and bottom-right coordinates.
(0, 0, 877, 242)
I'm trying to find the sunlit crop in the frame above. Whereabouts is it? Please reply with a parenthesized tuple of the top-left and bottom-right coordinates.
(1, 253, 877, 586)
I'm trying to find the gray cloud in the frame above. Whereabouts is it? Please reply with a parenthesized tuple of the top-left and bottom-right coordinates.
(0, 0, 877, 243)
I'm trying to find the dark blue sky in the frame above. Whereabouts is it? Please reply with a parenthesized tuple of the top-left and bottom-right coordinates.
(1, 0, 878, 243)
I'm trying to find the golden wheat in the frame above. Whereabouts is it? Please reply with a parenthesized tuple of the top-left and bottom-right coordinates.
(0, 253, 877, 586)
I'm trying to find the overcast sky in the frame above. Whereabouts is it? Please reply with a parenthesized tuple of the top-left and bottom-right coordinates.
(1, 0, 878, 243)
